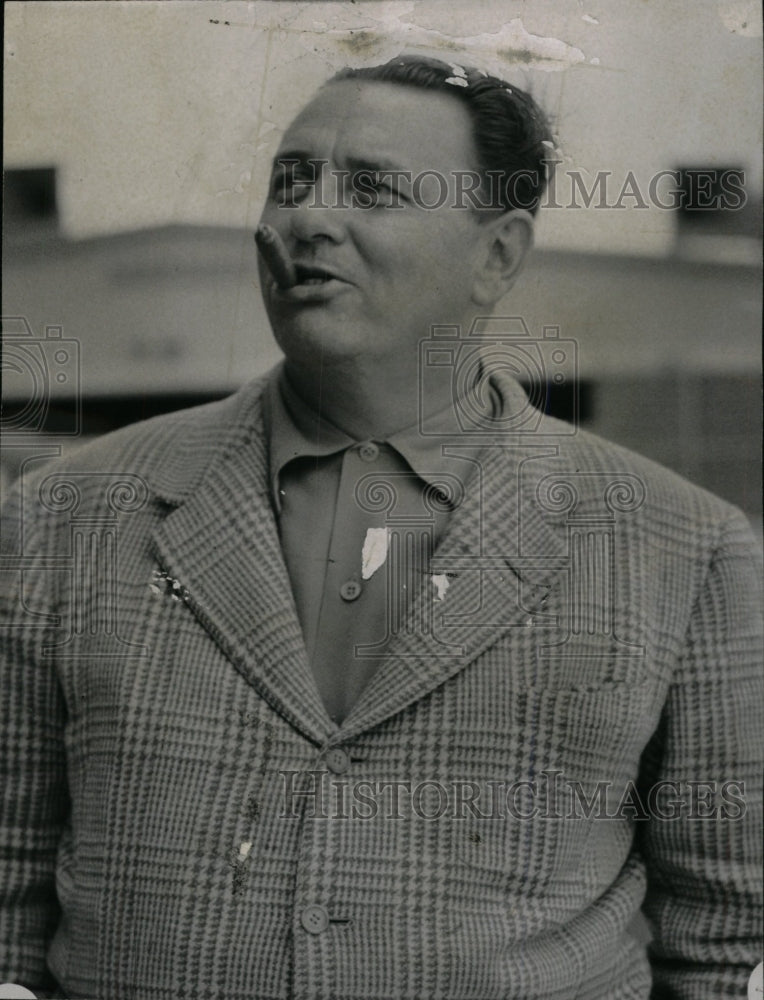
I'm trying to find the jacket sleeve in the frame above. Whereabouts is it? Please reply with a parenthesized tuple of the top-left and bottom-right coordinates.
(0, 477, 68, 997)
(638, 507, 763, 998)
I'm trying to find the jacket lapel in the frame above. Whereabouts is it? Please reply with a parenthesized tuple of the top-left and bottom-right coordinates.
(339, 438, 569, 739)
(149, 387, 335, 747)
(145, 376, 571, 744)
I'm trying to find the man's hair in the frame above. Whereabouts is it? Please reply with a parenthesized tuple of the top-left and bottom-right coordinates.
(329, 54, 554, 215)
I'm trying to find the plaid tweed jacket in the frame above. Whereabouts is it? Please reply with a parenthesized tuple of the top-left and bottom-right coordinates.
(1, 372, 761, 1000)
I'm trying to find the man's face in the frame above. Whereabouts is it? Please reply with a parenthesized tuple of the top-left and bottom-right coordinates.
(257, 80, 490, 367)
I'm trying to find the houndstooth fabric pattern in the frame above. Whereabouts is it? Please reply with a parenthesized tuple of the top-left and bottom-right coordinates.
(1, 371, 761, 999)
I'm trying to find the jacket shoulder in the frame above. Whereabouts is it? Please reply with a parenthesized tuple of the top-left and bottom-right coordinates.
(19, 376, 270, 501)
(536, 413, 752, 542)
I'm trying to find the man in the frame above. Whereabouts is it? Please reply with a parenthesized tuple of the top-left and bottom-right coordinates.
(1, 55, 761, 999)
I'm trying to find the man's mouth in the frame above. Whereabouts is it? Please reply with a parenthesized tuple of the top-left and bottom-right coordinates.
(273, 262, 351, 303)
(294, 264, 339, 286)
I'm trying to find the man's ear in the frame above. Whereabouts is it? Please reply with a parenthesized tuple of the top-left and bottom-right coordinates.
(471, 209, 534, 307)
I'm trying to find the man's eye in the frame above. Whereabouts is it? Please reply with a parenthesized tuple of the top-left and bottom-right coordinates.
(271, 173, 312, 190)
(368, 174, 402, 196)
(352, 171, 407, 207)
(269, 169, 315, 199)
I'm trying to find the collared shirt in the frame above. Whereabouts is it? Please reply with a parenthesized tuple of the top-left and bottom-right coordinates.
(263, 362, 500, 724)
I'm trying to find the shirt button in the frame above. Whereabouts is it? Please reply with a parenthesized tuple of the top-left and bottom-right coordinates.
(340, 579, 362, 602)
(358, 442, 379, 462)
(301, 904, 330, 935)
(324, 747, 351, 774)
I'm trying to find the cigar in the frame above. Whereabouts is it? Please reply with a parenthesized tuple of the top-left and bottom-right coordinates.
(255, 224, 298, 289)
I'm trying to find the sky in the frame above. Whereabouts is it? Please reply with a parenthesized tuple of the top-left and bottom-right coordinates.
(4, 0, 762, 255)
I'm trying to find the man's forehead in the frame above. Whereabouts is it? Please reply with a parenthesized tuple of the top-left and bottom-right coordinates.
(275, 79, 478, 171)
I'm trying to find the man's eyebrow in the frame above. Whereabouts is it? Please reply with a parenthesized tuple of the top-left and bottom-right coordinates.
(344, 155, 409, 175)
(270, 150, 315, 170)
(270, 151, 410, 175)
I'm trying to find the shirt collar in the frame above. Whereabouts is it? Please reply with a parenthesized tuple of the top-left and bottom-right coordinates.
(263, 360, 513, 514)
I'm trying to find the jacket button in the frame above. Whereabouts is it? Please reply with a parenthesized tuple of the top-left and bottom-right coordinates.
(301, 904, 330, 935)
(358, 442, 379, 462)
(340, 579, 362, 601)
(324, 747, 351, 774)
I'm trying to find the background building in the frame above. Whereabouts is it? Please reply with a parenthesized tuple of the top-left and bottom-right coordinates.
(3, 1, 762, 529)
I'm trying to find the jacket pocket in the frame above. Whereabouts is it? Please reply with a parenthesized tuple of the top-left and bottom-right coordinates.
(451, 680, 656, 893)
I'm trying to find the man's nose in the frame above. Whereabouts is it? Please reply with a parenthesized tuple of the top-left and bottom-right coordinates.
(288, 169, 347, 245)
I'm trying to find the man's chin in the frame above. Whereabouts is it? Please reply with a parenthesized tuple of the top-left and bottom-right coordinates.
(272, 317, 370, 366)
